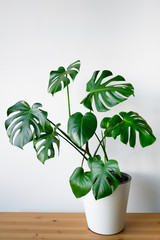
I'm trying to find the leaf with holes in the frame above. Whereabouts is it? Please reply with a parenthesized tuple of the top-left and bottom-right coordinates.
(69, 167, 92, 198)
(33, 122, 60, 164)
(5, 101, 47, 149)
(81, 70, 134, 112)
(101, 111, 156, 148)
(88, 156, 121, 200)
(67, 112, 97, 147)
(48, 60, 81, 96)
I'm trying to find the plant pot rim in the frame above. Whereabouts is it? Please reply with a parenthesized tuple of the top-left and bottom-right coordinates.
(119, 172, 132, 185)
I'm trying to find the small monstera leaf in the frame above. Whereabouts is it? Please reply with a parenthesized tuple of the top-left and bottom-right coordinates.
(88, 156, 121, 200)
(101, 111, 156, 148)
(5, 101, 47, 149)
(69, 167, 92, 198)
(33, 122, 60, 164)
(67, 112, 97, 147)
(81, 70, 134, 112)
(48, 60, 80, 96)
(100, 115, 122, 137)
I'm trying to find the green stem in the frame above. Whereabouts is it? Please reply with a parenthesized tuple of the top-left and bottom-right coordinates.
(66, 75, 71, 117)
(81, 143, 91, 167)
(94, 133, 108, 161)
(47, 119, 90, 159)
(48, 119, 72, 143)
(101, 131, 107, 164)
(85, 142, 92, 157)
(57, 132, 88, 160)
(93, 124, 119, 156)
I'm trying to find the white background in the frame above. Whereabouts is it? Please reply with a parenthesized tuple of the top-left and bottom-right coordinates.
(0, 0, 160, 212)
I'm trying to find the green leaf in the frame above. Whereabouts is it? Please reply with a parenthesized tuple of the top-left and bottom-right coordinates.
(81, 70, 134, 112)
(5, 101, 47, 149)
(69, 167, 92, 198)
(87, 155, 101, 169)
(101, 111, 156, 148)
(100, 117, 111, 129)
(88, 157, 121, 200)
(33, 122, 60, 164)
(67, 112, 97, 147)
(101, 115, 122, 137)
(48, 60, 80, 96)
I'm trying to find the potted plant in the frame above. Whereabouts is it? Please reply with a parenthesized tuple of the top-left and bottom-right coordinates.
(5, 60, 156, 235)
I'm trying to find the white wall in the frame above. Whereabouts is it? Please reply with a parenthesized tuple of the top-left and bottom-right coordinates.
(0, 0, 160, 212)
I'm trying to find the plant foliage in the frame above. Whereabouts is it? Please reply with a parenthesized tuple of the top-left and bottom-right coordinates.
(5, 60, 156, 200)
(33, 122, 60, 164)
(5, 101, 47, 149)
(69, 167, 92, 198)
(81, 70, 134, 112)
(88, 157, 121, 200)
(48, 60, 80, 96)
(100, 111, 156, 148)
(67, 112, 97, 147)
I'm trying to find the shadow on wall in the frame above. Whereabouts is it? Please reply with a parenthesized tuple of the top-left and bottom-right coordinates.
(128, 172, 160, 212)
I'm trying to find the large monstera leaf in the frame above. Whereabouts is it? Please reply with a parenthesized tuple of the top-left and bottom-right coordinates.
(5, 101, 47, 149)
(69, 167, 92, 198)
(88, 156, 121, 200)
(33, 122, 60, 164)
(67, 112, 97, 147)
(101, 111, 156, 148)
(81, 70, 134, 112)
(48, 60, 80, 96)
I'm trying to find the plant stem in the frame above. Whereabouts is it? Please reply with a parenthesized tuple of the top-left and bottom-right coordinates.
(57, 132, 88, 160)
(93, 124, 120, 156)
(47, 119, 90, 159)
(66, 74, 71, 117)
(81, 156, 85, 167)
(81, 143, 90, 167)
(94, 133, 108, 161)
(101, 131, 107, 164)
(48, 119, 71, 143)
(85, 142, 92, 157)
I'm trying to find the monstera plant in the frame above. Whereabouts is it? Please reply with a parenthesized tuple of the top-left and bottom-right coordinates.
(5, 60, 156, 200)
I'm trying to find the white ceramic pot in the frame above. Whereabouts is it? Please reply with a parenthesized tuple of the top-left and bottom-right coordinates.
(82, 172, 131, 235)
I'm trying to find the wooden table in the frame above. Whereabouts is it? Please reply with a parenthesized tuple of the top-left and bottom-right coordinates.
(0, 213, 160, 240)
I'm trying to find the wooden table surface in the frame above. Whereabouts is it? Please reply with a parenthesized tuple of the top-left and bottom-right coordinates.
(0, 212, 160, 240)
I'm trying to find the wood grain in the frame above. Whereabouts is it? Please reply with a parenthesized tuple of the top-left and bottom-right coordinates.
(0, 212, 160, 240)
